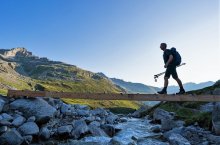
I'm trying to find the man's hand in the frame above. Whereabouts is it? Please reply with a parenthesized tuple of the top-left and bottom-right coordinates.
(164, 64, 168, 68)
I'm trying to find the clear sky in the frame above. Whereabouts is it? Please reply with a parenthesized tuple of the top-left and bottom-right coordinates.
(0, 0, 219, 87)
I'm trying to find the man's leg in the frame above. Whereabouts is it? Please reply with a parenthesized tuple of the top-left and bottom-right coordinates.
(157, 77, 169, 94)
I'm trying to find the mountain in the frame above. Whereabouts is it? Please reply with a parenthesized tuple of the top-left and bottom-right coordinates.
(0, 47, 141, 110)
(110, 78, 160, 94)
(167, 81, 215, 94)
(0, 47, 125, 93)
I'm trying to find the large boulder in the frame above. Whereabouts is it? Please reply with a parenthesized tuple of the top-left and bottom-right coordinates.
(131, 105, 150, 118)
(10, 98, 57, 123)
(88, 124, 108, 137)
(0, 130, 23, 145)
(212, 102, 220, 135)
(153, 108, 175, 122)
(71, 120, 89, 139)
(18, 122, 39, 136)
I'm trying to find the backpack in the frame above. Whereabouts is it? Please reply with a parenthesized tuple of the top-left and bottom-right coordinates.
(170, 47, 181, 66)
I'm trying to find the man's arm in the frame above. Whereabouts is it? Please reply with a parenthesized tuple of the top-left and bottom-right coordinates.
(164, 54, 173, 68)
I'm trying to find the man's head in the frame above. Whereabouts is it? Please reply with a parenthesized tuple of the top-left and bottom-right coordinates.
(160, 43, 167, 51)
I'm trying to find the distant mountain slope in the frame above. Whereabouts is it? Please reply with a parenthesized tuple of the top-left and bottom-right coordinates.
(0, 47, 123, 94)
(167, 81, 215, 94)
(110, 78, 160, 94)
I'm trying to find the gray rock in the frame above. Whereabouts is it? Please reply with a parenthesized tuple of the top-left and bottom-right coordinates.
(101, 124, 117, 137)
(0, 130, 23, 145)
(71, 120, 89, 139)
(153, 108, 174, 122)
(212, 102, 220, 135)
(18, 122, 39, 136)
(207, 134, 220, 144)
(131, 105, 150, 118)
(106, 114, 118, 124)
(161, 117, 176, 131)
(91, 108, 108, 117)
(1, 113, 13, 121)
(0, 99, 5, 113)
(60, 103, 72, 115)
(23, 135, 33, 144)
(0, 120, 12, 126)
(90, 121, 101, 127)
(150, 125, 161, 133)
(109, 136, 136, 145)
(88, 124, 108, 137)
(85, 116, 96, 123)
(57, 125, 73, 136)
(200, 103, 214, 113)
(10, 98, 56, 123)
(0, 126, 7, 134)
(213, 88, 220, 95)
(27, 116, 36, 122)
(167, 133, 191, 145)
(12, 116, 26, 127)
(39, 127, 51, 140)
(74, 104, 90, 110)
(76, 109, 90, 117)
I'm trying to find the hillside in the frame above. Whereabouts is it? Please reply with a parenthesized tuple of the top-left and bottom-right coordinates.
(0, 47, 141, 110)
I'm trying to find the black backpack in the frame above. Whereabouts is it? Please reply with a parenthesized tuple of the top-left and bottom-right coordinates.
(170, 47, 181, 66)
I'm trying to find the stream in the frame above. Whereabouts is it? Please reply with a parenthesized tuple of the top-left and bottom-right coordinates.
(82, 117, 169, 145)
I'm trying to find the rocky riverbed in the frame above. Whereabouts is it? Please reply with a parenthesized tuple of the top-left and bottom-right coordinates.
(0, 95, 220, 145)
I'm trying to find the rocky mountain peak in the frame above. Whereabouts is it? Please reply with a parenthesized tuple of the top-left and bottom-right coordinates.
(0, 47, 32, 58)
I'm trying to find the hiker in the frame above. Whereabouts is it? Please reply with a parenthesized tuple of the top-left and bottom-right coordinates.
(157, 43, 185, 94)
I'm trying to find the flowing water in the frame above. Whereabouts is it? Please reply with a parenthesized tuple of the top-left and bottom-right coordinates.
(83, 117, 169, 145)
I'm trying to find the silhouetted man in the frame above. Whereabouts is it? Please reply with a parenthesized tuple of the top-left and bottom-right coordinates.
(157, 43, 185, 94)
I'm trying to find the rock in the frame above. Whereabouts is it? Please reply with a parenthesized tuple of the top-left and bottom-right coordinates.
(85, 116, 96, 123)
(88, 124, 108, 137)
(153, 108, 174, 123)
(200, 103, 214, 113)
(106, 114, 118, 124)
(213, 88, 220, 95)
(207, 134, 220, 144)
(10, 98, 56, 123)
(74, 104, 90, 110)
(109, 136, 136, 145)
(76, 109, 90, 117)
(18, 122, 39, 136)
(1, 113, 13, 121)
(167, 133, 191, 145)
(0, 120, 12, 126)
(39, 127, 51, 140)
(161, 117, 176, 131)
(212, 102, 220, 135)
(23, 135, 33, 145)
(71, 120, 89, 139)
(60, 103, 72, 115)
(131, 105, 150, 118)
(101, 124, 117, 137)
(91, 108, 108, 117)
(0, 130, 23, 145)
(0, 126, 7, 134)
(150, 125, 161, 133)
(27, 116, 36, 122)
(57, 125, 73, 136)
(0, 99, 5, 113)
(12, 116, 26, 127)
(90, 121, 101, 127)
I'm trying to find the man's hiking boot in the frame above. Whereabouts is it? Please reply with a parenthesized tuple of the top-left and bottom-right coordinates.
(176, 89, 185, 95)
(157, 89, 167, 94)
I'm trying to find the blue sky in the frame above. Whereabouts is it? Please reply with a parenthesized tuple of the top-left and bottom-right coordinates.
(0, 0, 219, 87)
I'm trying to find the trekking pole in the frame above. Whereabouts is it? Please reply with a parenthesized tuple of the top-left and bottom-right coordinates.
(154, 63, 186, 82)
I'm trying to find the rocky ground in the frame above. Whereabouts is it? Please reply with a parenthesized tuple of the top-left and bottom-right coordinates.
(0, 94, 220, 145)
